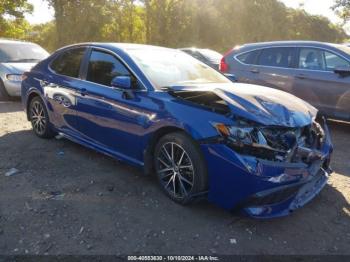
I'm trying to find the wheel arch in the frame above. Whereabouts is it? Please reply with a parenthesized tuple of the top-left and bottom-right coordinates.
(143, 126, 192, 175)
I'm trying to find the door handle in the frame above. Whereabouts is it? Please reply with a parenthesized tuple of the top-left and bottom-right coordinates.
(250, 68, 260, 74)
(296, 74, 307, 79)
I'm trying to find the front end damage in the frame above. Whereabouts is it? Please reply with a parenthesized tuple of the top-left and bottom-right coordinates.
(200, 118, 333, 218)
(168, 84, 333, 218)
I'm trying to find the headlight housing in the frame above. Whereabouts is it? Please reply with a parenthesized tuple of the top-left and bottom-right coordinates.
(6, 74, 23, 82)
(213, 123, 267, 146)
(212, 122, 288, 161)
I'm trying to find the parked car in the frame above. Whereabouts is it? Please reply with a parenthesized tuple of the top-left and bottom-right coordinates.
(22, 43, 333, 218)
(220, 41, 350, 120)
(180, 47, 237, 82)
(0, 39, 49, 99)
(179, 48, 222, 70)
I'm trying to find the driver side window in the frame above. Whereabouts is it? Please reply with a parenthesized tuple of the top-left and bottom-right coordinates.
(299, 48, 325, 71)
(298, 48, 350, 71)
(324, 51, 350, 71)
(86, 50, 131, 87)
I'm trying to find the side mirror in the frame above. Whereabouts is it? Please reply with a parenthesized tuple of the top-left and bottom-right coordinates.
(334, 66, 350, 77)
(111, 76, 132, 89)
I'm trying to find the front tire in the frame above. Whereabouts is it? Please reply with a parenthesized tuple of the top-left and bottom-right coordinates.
(29, 97, 56, 139)
(154, 132, 208, 204)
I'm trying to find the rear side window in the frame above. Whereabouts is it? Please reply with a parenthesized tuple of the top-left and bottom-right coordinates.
(258, 48, 294, 68)
(50, 48, 86, 78)
(86, 50, 130, 87)
(236, 50, 260, 65)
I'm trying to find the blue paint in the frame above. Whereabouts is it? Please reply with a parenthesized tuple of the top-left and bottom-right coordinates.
(21, 43, 333, 218)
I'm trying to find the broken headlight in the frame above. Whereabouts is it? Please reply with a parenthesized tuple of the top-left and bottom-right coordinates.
(212, 123, 287, 161)
(213, 123, 267, 146)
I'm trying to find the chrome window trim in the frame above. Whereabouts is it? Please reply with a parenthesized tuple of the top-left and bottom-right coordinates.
(48, 46, 87, 81)
(83, 46, 148, 92)
(233, 45, 350, 73)
(48, 45, 149, 92)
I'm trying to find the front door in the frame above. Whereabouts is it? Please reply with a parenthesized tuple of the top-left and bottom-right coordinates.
(75, 49, 151, 164)
(293, 47, 350, 119)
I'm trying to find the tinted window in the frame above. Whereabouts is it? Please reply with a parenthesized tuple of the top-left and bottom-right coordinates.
(298, 48, 350, 71)
(50, 48, 85, 78)
(86, 50, 130, 86)
(324, 51, 350, 71)
(258, 48, 294, 68)
(236, 50, 259, 65)
(299, 48, 325, 70)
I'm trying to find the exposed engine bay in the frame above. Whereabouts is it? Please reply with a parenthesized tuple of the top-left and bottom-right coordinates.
(169, 89, 325, 164)
(168, 90, 231, 115)
(226, 121, 325, 164)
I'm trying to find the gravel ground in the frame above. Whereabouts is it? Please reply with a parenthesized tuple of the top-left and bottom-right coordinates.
(0, 100, 349, 255)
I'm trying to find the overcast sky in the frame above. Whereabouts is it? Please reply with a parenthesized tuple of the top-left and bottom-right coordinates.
(25, 0, 348, 32)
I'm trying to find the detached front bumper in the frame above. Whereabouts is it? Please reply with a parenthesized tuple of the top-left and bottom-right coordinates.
(201, 120, 333, 218)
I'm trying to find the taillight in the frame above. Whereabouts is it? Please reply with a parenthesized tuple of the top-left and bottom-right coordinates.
(220, 48, 233, 73)
(220, 57, 229, 73)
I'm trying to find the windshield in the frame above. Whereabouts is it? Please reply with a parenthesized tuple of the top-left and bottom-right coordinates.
(128, 48, 230, 89)
(199, 49, 222, 63)
(0, 43, 49, 63)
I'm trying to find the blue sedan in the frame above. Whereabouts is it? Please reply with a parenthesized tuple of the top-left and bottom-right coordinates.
(21, 43, 333, 218)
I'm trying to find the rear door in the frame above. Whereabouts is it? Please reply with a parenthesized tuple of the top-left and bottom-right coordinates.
(44, 47, 87, 134)
(253, 47, 297, 93)
(233, 49, 262, 84)
(293, 47, 350, 118)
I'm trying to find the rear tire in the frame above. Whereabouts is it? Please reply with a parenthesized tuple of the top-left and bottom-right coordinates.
(0, 79, 10, 101)
(154, 132, 208, 205)
(29, 96, 56, 139)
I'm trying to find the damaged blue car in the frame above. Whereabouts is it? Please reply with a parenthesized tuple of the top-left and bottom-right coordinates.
(21, 43, 333, 218)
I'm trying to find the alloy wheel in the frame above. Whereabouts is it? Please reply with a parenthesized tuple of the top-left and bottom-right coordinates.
(156, 142, 195, 199)
(30, 100, 47, 136)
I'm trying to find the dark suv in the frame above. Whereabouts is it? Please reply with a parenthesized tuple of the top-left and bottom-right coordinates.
(220, 41, 350, 120)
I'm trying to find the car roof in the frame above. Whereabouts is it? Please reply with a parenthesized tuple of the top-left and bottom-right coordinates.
(57, 42, 176, 53)
(0, 38, 33, 44)
(235, 40, 346, 51)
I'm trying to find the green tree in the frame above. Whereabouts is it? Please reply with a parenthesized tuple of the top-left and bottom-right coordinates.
(333, 0, 350, 23)
(46, 0, 113, 47)
(15, 0, 349, 51)
(0, 0, 33, 38)
(25, 22, 57, 52)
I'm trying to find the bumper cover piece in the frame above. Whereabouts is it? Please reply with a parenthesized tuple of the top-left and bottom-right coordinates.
(201, 119, 333, 218)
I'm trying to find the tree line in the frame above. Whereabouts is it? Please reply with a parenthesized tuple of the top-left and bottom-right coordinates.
(1, 0, 349, 53)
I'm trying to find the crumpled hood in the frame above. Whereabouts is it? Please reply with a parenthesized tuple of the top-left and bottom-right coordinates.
(170, 83, 318, 127)
(2, 62, 36, 74)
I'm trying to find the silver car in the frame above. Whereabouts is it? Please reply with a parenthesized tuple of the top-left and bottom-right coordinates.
(0, 39, 49, 99)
